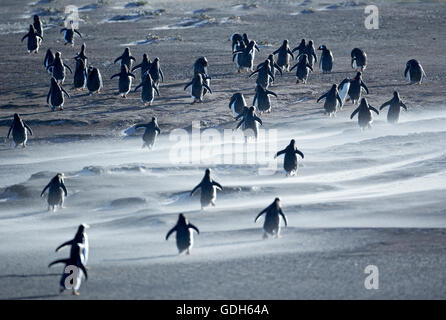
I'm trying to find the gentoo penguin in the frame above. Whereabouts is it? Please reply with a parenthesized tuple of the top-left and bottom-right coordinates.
(166, 214, 200, 255)
(60, 23, 82, 46)
(257, 54, 282, 86)
(132, 53, 152, 79)
(148, 57, 164, 86)
(86, 66, 103, 94)
(348, 72, 369, 105)
(33, 15, 43, 38)
(404, 59, 426, 84)
(110, 65, 136, 98)
(184, 73, 212, 104)
(249, 60, 274, 89)
(291, 39, 306, 57)
(114, 47, 136, 71)
(290, 54, 313, 84)
(47, 77, 70, 111)
(298, 40, 317, 68)
(254, 197, 288, 239)
(242, 33, 259, 51)
(252, 84, 277, 114)
(134, 73, 160, 106)
(379, 91, 408, 123)
(194, 57, 211, 95)
(48, 241, 88, 295)
(44, 49, 55, 73)
(317, 84, 343, 117)
(73, 58, 87, 91)
(7, 113, 33, 148)
(317, 45, 334, 73)
(229, 93, 247, 117)
(21, 25, 42, 53)
(235, 106, 263, 141)
(233, 40, 258, 73)
(47, 52, 72, 85)
(55, 224, 90, 267)
(350, 98, 379, 130)
(272, 40, 294, 71)
(74, 43, 88, 66)
(41, 173, 68, 212)
(230, 33, 243, 53)
(337, 77, 351, 106)
(351, 48, 367, 71)
(274, 139, 304, 176)
(135, 116, 161, 149)
(190, 168, 223, 210)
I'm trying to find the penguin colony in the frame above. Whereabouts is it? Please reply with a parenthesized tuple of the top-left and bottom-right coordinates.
(8, 14, 427, 295)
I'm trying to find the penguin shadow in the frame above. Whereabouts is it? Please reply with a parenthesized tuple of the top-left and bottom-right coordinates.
(368, 83, 410, 89)
(0, 273, 60, 279)
(103, 254, 177, 262)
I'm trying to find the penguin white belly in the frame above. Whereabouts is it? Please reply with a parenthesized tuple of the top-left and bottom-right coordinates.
(82, 234, 89, 265)
(189, 229, 194, 250)
(63, 30, 68, 43)
(353, 59, 358, 69)
(339, 82, 350, 104)
(231, 101, 238, 117)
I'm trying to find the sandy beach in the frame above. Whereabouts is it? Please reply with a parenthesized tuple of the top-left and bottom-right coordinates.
(0, 0, 446, 299)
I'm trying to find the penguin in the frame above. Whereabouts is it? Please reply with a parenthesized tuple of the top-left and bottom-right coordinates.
(379, 91, 408, 124)
(272, 40, 294, 71)
(254, 197, 288, 239)
(41, 173, 68, 212)
(351, 48, 367, 71)
(233, 40, 258, 73)
(257, 54, 282, 86)
(235, 106, 263, 141)
(230, 33, 243, 53)
(55, 224, 90, 267)
(274, 139, 304, 176)
(249, 60, 274, 89)
(337, 77, 351, 106)
(290, 54, 313, 84)
(132, 53, 152, 79)
(47, 77, 70, 111)
(350, 98, 379, 130)
(110, 65, 136, 98)
(404, 59, 426, 84)
(7, 113, 33, 148)
(291, 39, 306, 57)
(33, 15, 43, 38)
(148, 57, 164, 86)
(114, 47, 136, 71)
(21, 25, 42, 53)
(184, 73, 212, 104)
(134, 73, 160, 106)
(242, 33, 259, 50)
(60, 23, 82, 46)
(194, 56, 211, 95)
(317, 84, 343, 117)
(298, 40, 317, 68)
(190, 168, 223, 210)
(229, 93, 247, 117)
(74, 43, 88, 66)
(47, 52, 72, 85)
(166, 214, 200, 255)
(73, 58, 87, 91)
(86, 66, 103, 94)
(347, 72, 369, 105)
(48, 241, 88, 295)
(44, 49, 55, 73)
(252, 84, 277, 114)
(317, 45, 334, 73)
(135, 116, 161, 149)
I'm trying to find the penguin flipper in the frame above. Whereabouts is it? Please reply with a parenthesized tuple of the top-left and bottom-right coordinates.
(61, 182, 68, 196)
(41, 183, 50, 197)
(212, 181, 223, 191)
(266, 90, 277, 98)
(400, 102, 408, 110)
(24, 123, 33, 136)
(190, 182, 202, 196)
(55, 240, 73, 252)
(379, 100, 391, 110)
(350, 107, 359, 119)
(279, 209, 288, 227)
(165, 226, 177, 240)
(254, 209, 267, 223)
(203, 83, 212, 94)
(7, 125, 12, 139)
(369, 106, 379, 115)
(79, 263, 88, 280)
(48, 258, 69, 268)
(21, 34, 29, 42)
(361, 81, 369, 94)
(188, 224, 200, 234)
(317, 92, 328, 103)
(295, 149, 304, 159)
(275, 149, 286, 158)
(184, 82, 192, 91)
(74, 30, 82, 38)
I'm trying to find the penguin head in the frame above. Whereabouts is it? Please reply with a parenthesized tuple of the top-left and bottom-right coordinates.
(274, 197, 281, 205)
(143, 53, 149, 61)
(242, 33, 248, 41)
(268, 54, 274, 61)
(355, 71, 362, 79)
(300, 39, 306, 45)
(283, 39, 288, 46)
(55, 51, 61, 58)
(81, 43, 86, 51)
(33, 15, 40, 22)
(78, 224, 90, 234)
(318, 45, 326, 51)
(359, 98, 368, 108)
(153, 57, 160, 63)
(205, 168, 211, 176)
(13, 113, 20, 121)
(178, 213, 187, 225)
(393, 91, 399, 98)
(331, 84, 337, 90)
(124, 47, 130, 54)
(152, 116, 157, 123)
(290, 139, 296, 147)
(198, 56, 208, 67)
(308, 40, 314, 47)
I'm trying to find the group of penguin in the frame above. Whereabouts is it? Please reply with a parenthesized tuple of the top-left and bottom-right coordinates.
(9, 16, 428, 296)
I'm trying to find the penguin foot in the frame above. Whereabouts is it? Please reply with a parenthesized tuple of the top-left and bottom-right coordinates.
(262, 233, 268, 240)
(72, 291, 80, 296)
